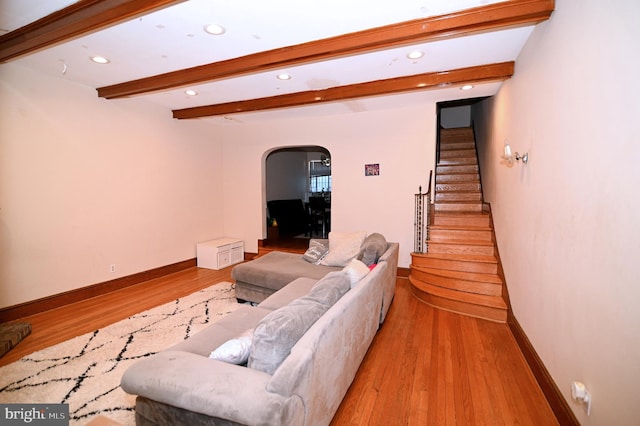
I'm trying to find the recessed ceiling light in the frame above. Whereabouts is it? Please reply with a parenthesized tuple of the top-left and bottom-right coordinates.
(461, 84, 474, 90)
(204, 23, 225, 35)
(277, 73, 292, 80)
(90, 56, 110, 64)
(185, 89, 198, 96)
(407, 50, 424, 60)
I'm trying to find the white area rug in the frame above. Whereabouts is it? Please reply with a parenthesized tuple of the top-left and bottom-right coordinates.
(0, 282, 240, 425)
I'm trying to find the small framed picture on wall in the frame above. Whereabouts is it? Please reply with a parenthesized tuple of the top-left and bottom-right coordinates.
(365, 163, 380, 176)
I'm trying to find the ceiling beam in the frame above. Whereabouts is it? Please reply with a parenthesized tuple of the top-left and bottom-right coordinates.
(98, 0, 553, 99)
(172, 62, 514, 119)
(0, 0, 186, 63)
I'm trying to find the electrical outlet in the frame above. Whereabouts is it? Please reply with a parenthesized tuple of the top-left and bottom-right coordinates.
(110, 264, 116, 273)
(571, 381, 592, 416)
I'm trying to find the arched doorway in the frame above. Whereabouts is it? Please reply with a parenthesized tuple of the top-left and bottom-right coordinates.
(264, 146, 331, 246)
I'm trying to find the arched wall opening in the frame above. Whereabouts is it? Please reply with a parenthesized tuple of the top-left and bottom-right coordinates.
(262, 145, 331, 242)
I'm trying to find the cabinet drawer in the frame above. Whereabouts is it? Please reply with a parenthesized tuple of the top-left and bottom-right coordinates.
(218, 250, 231, 268)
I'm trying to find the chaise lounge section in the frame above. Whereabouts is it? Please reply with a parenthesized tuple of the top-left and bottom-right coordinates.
(232, 232, 398, 323)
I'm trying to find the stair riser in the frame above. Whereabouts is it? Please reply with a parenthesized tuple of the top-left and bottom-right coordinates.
(440, 135, 473, 142)
(440, 142, 475, 150)
(437, 165, 478, 174)
(436, 182, 481, 192)
(440, 146, 476, 153)
(438, 157, 477, 165)
(435, 192, 482, 202)
(436, 174, 480, 183)
(430, 229, 493, 241)
(428, 242, 494, 256)
(411, 286, 507, 322)
(411, 256, 498, 274)
(440, 134, 474, 143)
(410, 270, 502, 296)
(433, 215, 490, 227)
(440, 149, 476, 158)
(435, 203, 483, 213)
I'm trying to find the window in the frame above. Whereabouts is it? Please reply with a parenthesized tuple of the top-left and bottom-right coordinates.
(310, 175, 332, 193)
(309, 160, 331, 193)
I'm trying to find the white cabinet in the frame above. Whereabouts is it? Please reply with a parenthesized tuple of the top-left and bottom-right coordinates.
(197, 238, 244, 270)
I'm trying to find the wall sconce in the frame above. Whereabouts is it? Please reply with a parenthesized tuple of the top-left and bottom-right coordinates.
(503, 143, 528, 165)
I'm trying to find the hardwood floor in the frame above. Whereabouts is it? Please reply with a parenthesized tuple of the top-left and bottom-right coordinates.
(0, 266, 233, 367)
(0, 266, 558, 425)
(332, 278, 558, 425)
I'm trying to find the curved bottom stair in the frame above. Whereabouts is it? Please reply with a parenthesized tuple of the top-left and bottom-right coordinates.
(410, 252, 507, 322)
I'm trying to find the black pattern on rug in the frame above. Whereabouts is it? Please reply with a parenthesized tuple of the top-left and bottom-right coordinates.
(0, 282, 239, 426)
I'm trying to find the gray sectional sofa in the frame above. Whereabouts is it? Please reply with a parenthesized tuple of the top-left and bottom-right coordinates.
(121, 233, 398, 425)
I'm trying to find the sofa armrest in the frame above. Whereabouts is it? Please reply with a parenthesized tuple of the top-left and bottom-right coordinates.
(121, 351, 302, 425)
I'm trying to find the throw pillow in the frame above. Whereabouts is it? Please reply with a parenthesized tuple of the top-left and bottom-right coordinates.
(320, 231, 367, 267)
(248, 299, 326, 375)
(209, 328, 254, 365)
(343, 259, 370, 287)
(358, 233, 387, 266)
(306, 270, 351, 307)
(302, 239, 329, 264)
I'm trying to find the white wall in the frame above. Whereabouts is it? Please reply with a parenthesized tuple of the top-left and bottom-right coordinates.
(221, 104, 436, 267)
(0, 63, 225, 308)
(473, 1, 640, 424)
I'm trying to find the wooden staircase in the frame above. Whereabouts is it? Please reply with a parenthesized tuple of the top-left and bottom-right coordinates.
(410, 127, 508, 322)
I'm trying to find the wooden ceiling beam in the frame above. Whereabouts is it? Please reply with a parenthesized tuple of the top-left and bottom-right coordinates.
(172, 62, 514, 119)
(0, 0, 186, 63)
(98, 0, 553, 99)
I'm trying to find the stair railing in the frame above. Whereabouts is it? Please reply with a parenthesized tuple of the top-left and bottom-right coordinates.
(414, 170, 433, 254)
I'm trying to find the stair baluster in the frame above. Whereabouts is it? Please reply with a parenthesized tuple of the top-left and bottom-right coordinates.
(413, 171, 433, 254)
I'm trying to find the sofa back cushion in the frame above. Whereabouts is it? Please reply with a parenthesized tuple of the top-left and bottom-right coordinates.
(248, 271, 350, 375)
(320, 231, 367, 267)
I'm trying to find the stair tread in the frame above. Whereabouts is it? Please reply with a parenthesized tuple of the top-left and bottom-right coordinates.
(411, 265, 503, 284)
(428, 238, 493, 247)
(430, 224, 492, 231)
(436, 179, 482, 187)
(434, 211, 489, 217)
(412, 252, 497, 264)
(440, 146, 476, 151)
(410, 276, 507, 309)
(437, 160, 477, 164)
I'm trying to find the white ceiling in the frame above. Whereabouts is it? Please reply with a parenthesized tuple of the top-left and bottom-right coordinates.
(0, 0, 538, 123)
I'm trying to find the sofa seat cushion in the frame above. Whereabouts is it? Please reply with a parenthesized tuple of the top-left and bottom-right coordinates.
(248, 271, 350, 375)
(168, 305, 272, 357)
(232, 251, 341, 292)
(257, 277, 318, 311)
